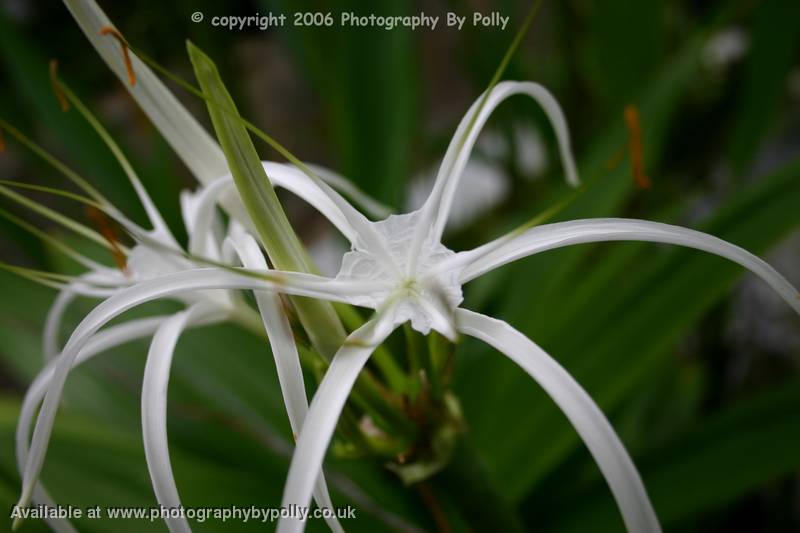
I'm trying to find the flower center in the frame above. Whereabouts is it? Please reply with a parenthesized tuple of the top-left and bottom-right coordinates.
(336, 211, 463, 334)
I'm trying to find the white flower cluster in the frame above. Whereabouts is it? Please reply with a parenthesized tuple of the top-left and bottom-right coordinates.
(11, 2, 800, 533)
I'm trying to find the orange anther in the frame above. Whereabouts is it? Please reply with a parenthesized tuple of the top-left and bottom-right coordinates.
(86, 206, 127, 272)
(0, 128, 5, 154)
(623, 104, 651, 189)
(49, 60, 70, 112)
(99, 27, 136, 87)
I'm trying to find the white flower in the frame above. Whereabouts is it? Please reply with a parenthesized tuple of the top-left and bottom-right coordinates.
(13, 2, 800, 533)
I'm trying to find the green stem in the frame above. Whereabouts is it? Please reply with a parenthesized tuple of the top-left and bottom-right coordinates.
(337, 302, 409, 393)
(231, 305, 417, 451)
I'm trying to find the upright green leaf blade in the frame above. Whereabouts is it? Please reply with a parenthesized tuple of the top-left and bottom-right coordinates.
(187, 41, 345, 358)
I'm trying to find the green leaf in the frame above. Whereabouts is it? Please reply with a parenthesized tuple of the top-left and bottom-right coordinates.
(485, 156, 799, 503)
(726, 0, 800, 174)
(187, 41, 346, 359)
(548, 378, 800, 532)
(456, 28, 709, 501)
(267, 0, 417, 207)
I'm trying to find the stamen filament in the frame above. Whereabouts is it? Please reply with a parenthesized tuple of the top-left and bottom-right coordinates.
(0, 184, 111, 250)
(623, 105, 651, 189)
(0, 118, 107, 204)
(86, 206, 127, 272)
(99, 27, 136, 86)
(48, 60, 70, 112)
(0, 206, 104, 271)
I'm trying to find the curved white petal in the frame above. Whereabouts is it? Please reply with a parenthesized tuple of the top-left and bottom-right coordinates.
(228, 230, 343, 533)
(188, 160, 394, 254)
(409, 81, 580, 271)
(62, 0, 257, 236)
(142, 305, 213, 533)
(63, 0, 395, 268)
(17, 316, 176, 532)
(183, 178, 230, 258)
(70, 89, 175, 244)
(42, 271, 128, 363)
(16, 267, 387, 511)
(456, 309, 661, 533)
(450, 218, 800, 314)
(288, 171, 400, 273)
(414, 292, 458, 342)
(277, 308, 398, 533)
(61, 0, 227, 185)
(305, 163, 393, 220)
(263, 162, 378, 246)
(43, 289, 78, 364)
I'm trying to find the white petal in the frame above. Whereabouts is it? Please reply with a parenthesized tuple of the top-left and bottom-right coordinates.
(42, 271, 128, 363)
(183, 178, 231, 259)
(228, 230, 343, 533)
(16, 267, 380, 511)
(17, 316, 176, 532)
(409, 81, 580, 269)
(456, 309, 661, 533)
(278, 309, 398, 533)
(452, 218, 800, 314)
(64, 0, 394, 264)
(188, 161, 394, 254)
(406, 160, 510, 232)
(74, 93, 174, 244)
(61, 0, 227, 185)
(305, 163, 393, 220)
(142, 306, 212, 533)
(43, 289, 78, 363)
(414, 291, 458, 342)
(263, 162, 378, 246)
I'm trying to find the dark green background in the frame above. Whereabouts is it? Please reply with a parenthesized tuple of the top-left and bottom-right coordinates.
(0, 0, 799, 531)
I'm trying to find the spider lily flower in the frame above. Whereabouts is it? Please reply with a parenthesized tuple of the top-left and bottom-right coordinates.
(14, 2, 799, 533)
(271, 78, 800, 531)
(8, 83, 395, 529)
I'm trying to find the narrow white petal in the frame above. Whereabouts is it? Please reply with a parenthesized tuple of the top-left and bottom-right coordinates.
(62, 0, 228, 185)
(187, 160, 393, 257)
(278, 309, 398, 533)
(64, 0, 394, 266)
(228, 231, 343, 533)
(43, 289, 78, 363)
(196, 167, 357, 247)
(263, 162, 377, 245)
(288, 171, 400, 272)
(456, 309, 661, 533)
(452, 218, 800, 314)
(16, 267, 379, 511)
(414, 292, 458, 342)
(226, 232, 309, 429)
(17, 316, 176, 532)
(42, 271, 128, 363)
(408, 81, 580, 271)
(142, 306, 212, 533)
(74, 92, 174, 244)
(184, 178, 232, 258)
(305, 163, 393, 220)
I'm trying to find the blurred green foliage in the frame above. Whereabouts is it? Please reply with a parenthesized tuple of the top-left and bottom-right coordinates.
(0, 0, 798, 531)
